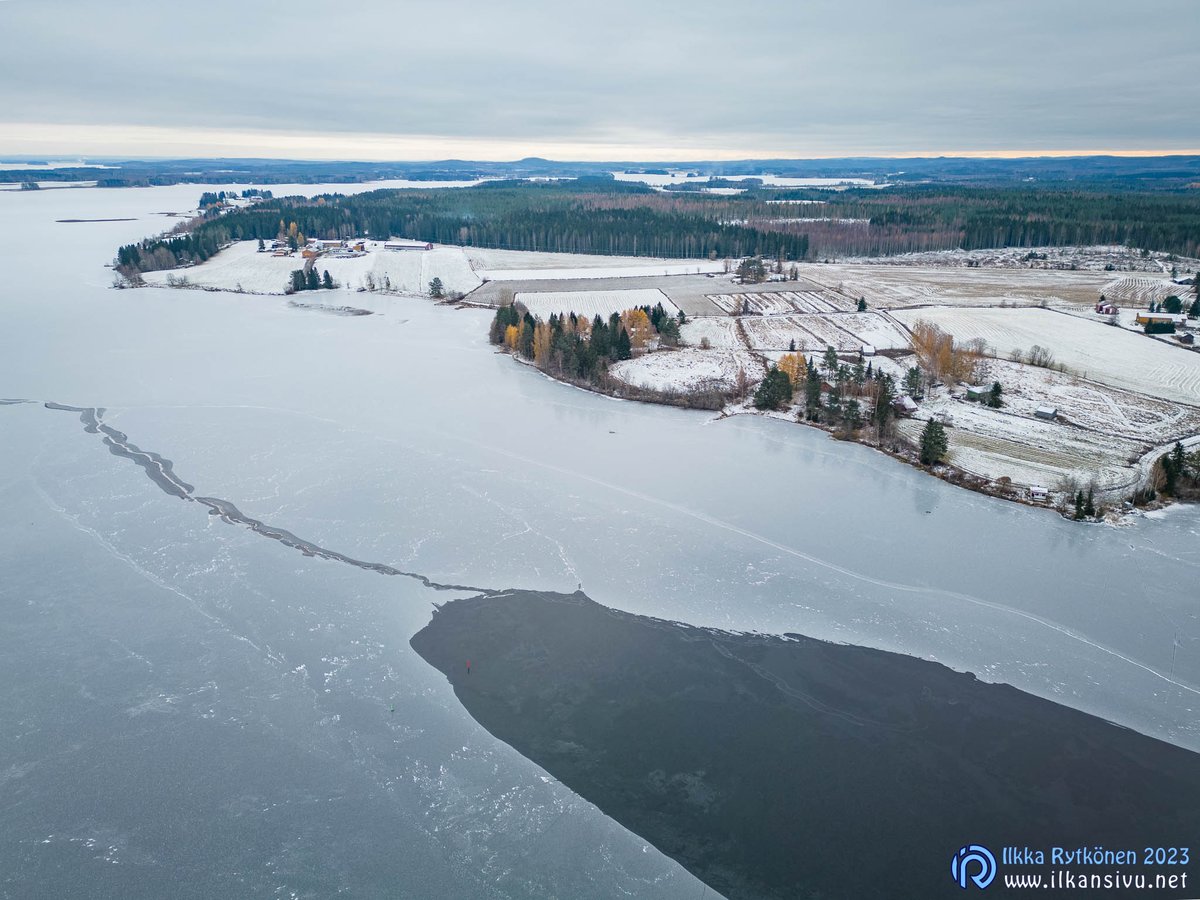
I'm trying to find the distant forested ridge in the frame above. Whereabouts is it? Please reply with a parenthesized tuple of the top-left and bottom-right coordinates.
(114, 178, 1200, 277)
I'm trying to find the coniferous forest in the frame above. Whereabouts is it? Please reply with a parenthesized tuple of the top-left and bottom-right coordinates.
(114, 177, 1200, 277)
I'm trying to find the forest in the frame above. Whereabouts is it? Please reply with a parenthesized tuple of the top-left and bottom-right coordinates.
(113, 177, 1200, 277)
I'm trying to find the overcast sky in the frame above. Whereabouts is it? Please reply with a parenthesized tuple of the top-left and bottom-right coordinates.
(1, 0, 1197, 160)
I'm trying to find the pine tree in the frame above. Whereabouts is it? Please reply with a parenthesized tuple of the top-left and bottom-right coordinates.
(1084, 488, 1096, 518)
(1073, 490, 1085, 520)
(428, 277, 445, 299)
(987, 381, 1003, 408)
(289, 269, 306, 293)
(322, 270, 334, 289)
(305, 268, 319, 291)
(856, 297, 867, 312)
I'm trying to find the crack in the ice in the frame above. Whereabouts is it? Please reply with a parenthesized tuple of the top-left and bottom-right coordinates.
(28, 400, 489, 594)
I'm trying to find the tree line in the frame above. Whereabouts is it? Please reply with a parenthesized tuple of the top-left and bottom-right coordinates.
(113, 180, 1200, 280)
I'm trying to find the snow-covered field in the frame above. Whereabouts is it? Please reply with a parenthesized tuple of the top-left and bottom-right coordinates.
(970, 357, 1200, 441)
(467, 247, 724, 281)
(610, 348, 760, 393)
(842, 245, 1200, 275)
(795, 263, 1115, 309)
(144, 240, 483, 296)
(741, 312, 909, 352)
(1102, 276, 1182, 307)
(897, 406, 1144, 493)
(144, 240, 726, 296)
(708, 290, 853, 315)
(514, 288, 678, 320)
(680, 317, 742, 349)
(892, 306, 1200, 405)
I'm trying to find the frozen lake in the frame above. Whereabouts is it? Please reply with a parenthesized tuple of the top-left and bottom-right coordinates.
(2, 184, 1198, 898)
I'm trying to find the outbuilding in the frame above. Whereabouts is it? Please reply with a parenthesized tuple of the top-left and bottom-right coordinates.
(1029, 486, 1049, 503)
(1035, 406, 1057, 420)
(965, 385, 989, 402)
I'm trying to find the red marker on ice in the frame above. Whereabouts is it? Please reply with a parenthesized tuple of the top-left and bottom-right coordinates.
(466, 660, 471, 675)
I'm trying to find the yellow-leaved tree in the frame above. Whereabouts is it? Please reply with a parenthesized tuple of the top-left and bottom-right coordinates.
(622, 308, 653, 352)
(777, 352, 805, 386)
(533, 322, 553, 367)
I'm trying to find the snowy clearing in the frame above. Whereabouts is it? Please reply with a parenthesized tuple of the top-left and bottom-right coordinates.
(891, 306, 1200, 405)
(514, 289, 679, 320)
(610, 348, 760, 393)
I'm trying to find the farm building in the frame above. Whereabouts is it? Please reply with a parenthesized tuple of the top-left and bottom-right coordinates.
(1029, 486, 1049, 503)
(385, 240, 433, 251)
(965, 385, 990, 402)
(1095, 301, 1117, 315)
(1136, 312, 1183, 326)
(860, 343, 876, 357)
(1035, 406, 1058, 420)
(892, 394, 918, 415)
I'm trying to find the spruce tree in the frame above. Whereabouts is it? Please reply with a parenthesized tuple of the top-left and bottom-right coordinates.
(322, 270, 334, 289)
(753, 368, 793, 410)
(305, 268, 319, 291)
(616, 327, 632, 360)
(919, 419, 948, 465)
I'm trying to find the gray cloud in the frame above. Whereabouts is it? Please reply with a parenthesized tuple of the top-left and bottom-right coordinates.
(0, 0, 1196, 156)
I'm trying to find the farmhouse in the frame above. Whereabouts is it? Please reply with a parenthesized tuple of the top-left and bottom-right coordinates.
(892, 394, 918, 415)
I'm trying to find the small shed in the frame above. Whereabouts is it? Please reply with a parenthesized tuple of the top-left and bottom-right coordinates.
(965, 385, 989, 402)
(892, 394, 918, 415)
(1029, 486, 1049, 503)
(860, 343, 876, 357)
(1178, 332, 1195, 345)
(1035, 406, 1057, 420)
